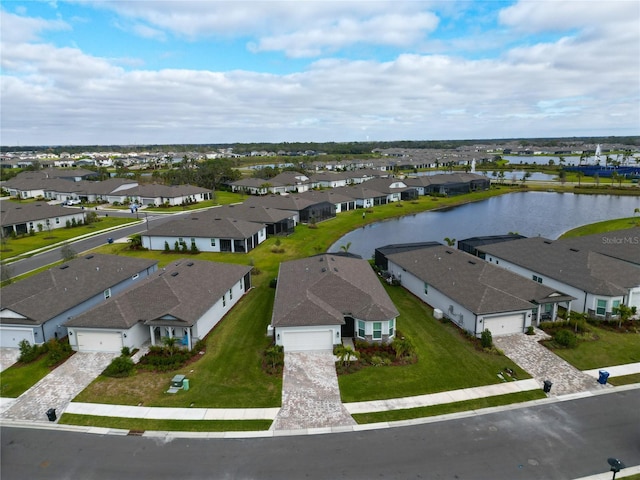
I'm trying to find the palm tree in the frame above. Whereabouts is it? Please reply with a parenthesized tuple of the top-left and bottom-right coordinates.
(443, 237, 456, 247)
(576, 171, 584, 186)
(128, 233, 143, 250)
(340, 242, 352, 253)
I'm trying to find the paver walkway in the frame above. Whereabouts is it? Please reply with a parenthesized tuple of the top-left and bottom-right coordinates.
(0, 351, 116, 422)
(494, 329, 607, 396)
(272, 351, 356, 431)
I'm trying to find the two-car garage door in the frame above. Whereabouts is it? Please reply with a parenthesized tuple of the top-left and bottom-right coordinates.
(483, 313, 525, 336)
(281, 330, 333, 352)
(0, 327, 34, 348)
(76, 331, 123, 353)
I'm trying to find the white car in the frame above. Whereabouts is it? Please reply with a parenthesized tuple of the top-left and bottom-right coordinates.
(65, 199, 81, 205)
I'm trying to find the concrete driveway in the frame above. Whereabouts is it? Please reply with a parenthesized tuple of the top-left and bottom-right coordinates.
(1, 351, 116, 422)
(273, 351, 355, 431)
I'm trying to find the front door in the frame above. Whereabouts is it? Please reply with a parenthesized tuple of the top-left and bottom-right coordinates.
(341, 316, 355, 337)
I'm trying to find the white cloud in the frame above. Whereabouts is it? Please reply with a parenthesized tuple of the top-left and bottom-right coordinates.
(0, 9, 70, 43)
(1, 1, 638, 144)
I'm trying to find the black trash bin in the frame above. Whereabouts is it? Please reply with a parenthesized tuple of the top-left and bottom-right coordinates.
(46, 408, 57, 422)
(543, 380, 553, 393)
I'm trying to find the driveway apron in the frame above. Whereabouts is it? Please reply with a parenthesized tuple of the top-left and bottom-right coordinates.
(0, 348, 20, 372)
(494, 329, 607, 396)
(273, 351, 356, 431)
(1, 351, 117, 422)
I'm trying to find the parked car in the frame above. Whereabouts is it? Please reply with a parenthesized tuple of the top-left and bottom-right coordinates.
(65, 199, 81, 205)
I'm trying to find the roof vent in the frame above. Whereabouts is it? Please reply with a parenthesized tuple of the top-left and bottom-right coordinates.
(85, 255, 94, 259)
(171, 272, 179, 277)
(446, 250, 453, 254)
(192, 217, 198, 220)
(334, 268, 338, 272)
(321, 267, 326, 272)
(468, 260, 476, 265)
(187, 262, 194, 267)
(569, 248, 579, 252)
(543, 240, 552, 244)
(59, 265, 69, 270)
(319, 257, 324, 262)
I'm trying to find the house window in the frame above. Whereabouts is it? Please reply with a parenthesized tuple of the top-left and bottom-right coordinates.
(222, 293, 226, 307)
(55, 217, 60, 224)
(612, 299, 621, 314)
(104, 288, 111, 299)
(178, 237, 183, 243)
(596, 299, 607, 316)
(388, 319, 394, 337)
(357, 320, 365, 338)
(424, 282, 428, 295)
(373, 322, 382, 339)
(532, 275, 543, 283)
(211, 238, 216, 247)
(229, 288, 233, 300)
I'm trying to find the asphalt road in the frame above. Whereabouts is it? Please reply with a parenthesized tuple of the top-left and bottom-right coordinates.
(2, 389, 639, 480)
(3, 210, 182, 278)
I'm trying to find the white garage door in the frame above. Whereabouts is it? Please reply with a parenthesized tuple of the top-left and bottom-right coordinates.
(282, 330, 333, 352)
(77, 331, 122, 352)
(0, 327, 34, 348)
(483, 313, 525, 336)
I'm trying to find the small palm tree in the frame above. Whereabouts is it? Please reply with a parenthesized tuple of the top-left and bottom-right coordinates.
(444, 237, 456, 247)
(128, 234, 143, 250)
(340, 242, 352, 253)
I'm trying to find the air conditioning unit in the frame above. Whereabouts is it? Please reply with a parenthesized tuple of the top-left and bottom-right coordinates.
(433, 309, 443, 319)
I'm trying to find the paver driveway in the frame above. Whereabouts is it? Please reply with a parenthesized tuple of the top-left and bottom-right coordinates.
(1, 351, 117, 422)
(273, 351, 355, 431)
(494, 329, 608, 396)
(0, 348, 20, 372)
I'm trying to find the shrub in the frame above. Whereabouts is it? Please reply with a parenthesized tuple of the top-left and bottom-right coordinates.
(121, 346, 131, 357)
(45, 338, 72, 367)
(263, 345, 284, 374)
(103, 355, 135, 378)
(164, 241, 170, 252)
(526, 326, 535, 335)
(481, 329, 493, 349)
(554, 329, 578, 348)
(18, 339, 41, 363)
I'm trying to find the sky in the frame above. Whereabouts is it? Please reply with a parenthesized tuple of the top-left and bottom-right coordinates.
(1, 0, 639, 146)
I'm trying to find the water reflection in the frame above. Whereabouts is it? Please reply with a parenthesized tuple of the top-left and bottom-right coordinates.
(329, 192, 639, 259)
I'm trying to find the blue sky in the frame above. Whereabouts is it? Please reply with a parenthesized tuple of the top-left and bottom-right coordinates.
(1, 0, 638, 146)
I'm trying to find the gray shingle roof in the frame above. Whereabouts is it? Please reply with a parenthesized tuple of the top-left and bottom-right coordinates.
(205, 204, 297, 224)
(387, 246, 575, 315)
(144, 215, 264, 239)
(0, 202, 77, 226)
(272, 254, 399, 327)
(1, 254, 158, 325)
(65, 260, 251, 329)
(478, 235, 640, 296)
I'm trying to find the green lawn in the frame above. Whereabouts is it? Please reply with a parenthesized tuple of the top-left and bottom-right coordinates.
(560, 217, 639, 238)
(338, 284, 531, 402)
(352, 390, 546, 424)
(59, 414, 272, 432)
(0, 217, 138, 260)
(545, 326, 640, 370)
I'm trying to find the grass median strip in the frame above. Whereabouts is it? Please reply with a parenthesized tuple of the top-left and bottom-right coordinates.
(352, 390, 547, 424)
(59, 414, 273, 432)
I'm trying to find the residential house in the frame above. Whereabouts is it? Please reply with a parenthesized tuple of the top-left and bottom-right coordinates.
(477, 230, 640, 317)
(384, 245, 575, 336)
(65, 260, 252, 352)
(243, 194, 335, 223)
(141, 216, 267, 253)
(128, 184, 213, 206)
(270, 254, 399, 351)
(0, 255, 157, 348)
(207, 204, 298, 235)
(1, 202, 87, 237)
